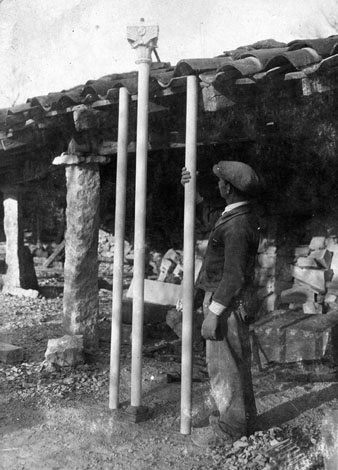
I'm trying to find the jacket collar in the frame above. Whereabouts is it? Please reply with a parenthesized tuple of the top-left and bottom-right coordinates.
(214, 203, 251, 229)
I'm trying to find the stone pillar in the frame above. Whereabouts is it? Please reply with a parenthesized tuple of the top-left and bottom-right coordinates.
(2, 186, 38, 292)
(53, 154, 109, 349)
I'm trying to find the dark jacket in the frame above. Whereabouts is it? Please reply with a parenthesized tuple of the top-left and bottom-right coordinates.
(196, 204, 260, 309)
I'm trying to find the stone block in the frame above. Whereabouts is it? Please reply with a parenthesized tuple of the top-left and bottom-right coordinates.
(260, 293, 280, 312)
(127, 279, 183, 306)
(296, 256, 318, 268)
(291, 266, 331, 293)
(302, 301, 318, 314)
(257, 253, 277, 269)
(325, 237, 338, 251)
(330, 252, 338, 282)
(45, 335, 84, 367)
(325, 292, 338, 306)
(280, 286, 314, 304)
(251, 310, 338, 365)
(250, 310, 303, 364)
(309, 237, 326, 251)
(0, 342, 24, 364)
(294, 245, 310, 258)
(2, 286, 39, 298)
(309, 249, 333, 269)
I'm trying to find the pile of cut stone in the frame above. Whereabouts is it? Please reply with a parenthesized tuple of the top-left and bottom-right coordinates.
(281, 236, 338, 314)
(254, 235, 338, 316)
(98, 229, 131, 261)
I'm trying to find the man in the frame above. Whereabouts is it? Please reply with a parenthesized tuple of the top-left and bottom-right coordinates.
(182, 160, 262, 447)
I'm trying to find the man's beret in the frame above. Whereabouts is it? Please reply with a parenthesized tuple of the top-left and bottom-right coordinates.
(212, 161, 261, 194)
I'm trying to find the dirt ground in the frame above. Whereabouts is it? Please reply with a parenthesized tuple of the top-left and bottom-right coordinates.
(0, 271, 337, 469)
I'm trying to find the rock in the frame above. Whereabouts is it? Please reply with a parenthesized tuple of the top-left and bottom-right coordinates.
(45, 334, 84, 367)
(0, 342, 24, 364)
(309, 237, 326, 251)
(2, 286, 39, 298)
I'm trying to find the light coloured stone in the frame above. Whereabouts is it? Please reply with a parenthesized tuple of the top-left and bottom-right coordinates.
(303, 301, 318, 314)
(309, 249, 333, 269)
(45, 335, 84, 367)
(291, 266, 330, 293)
(309, 236, 326, 251)
(325, 237, 338, 251)
(260, 293, 280, 312)
(330, 252, 338, 282)
(257, 253, 277, 269)
(2, 188, 38, 291)
(296, 256, 318, 268)
(127, 278, 183, 306)
(2, 286, 39, 298)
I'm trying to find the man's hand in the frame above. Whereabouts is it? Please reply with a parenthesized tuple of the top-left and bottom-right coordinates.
(181, 167, 204, 203)
(201, 311, 219, 340)
(181, 167, 191, 186)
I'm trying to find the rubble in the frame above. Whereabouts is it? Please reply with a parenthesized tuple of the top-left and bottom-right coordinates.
(44, 334, 84, 367)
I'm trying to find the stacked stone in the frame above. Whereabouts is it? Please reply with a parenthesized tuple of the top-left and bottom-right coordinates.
(97, 228, 131, 276)
(280, 236, 338, 314)
(98, 229, 116, 260)
(255, 242, 294, 315)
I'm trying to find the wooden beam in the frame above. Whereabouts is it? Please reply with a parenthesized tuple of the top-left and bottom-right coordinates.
(42, 240, 65, 269)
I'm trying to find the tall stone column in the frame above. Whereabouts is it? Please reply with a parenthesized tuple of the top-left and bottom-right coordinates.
(2, 186, 38, 292)
(53, 154, 108, 348)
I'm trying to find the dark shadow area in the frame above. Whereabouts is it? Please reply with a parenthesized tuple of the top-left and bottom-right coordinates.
(258, 383, 338, 429)
(0, 400, 46, 435)
(38, 285, 63, 299)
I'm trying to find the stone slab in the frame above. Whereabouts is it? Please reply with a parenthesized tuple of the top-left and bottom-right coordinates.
(296, 256, 318, 268)
(126, 279, 182, 306)
(250, 310, 338, 365)
(0, 342, 24, 363)
(291, 266, 331, 293)
(121, 299, 168, 325)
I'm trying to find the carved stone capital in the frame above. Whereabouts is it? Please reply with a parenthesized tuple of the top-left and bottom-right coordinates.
(53, 154, 110, 166)
(127, 19, 159, 63)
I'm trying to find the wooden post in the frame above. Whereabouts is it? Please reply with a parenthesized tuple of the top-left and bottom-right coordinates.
(126, 19, 159, 421)
(180, 75, 198, 435)
(109, 87, 129, 409)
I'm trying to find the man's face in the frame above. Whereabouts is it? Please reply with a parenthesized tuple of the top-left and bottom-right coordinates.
(218, 178, 230, 200)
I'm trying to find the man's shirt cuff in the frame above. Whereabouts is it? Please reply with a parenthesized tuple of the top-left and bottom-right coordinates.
(208, 300, 226, 316)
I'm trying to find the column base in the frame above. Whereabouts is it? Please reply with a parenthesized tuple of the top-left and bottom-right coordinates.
(121, 405, 150, 423)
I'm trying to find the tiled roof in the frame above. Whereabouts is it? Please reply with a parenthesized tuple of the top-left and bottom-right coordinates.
(1, 34, 338, 156)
